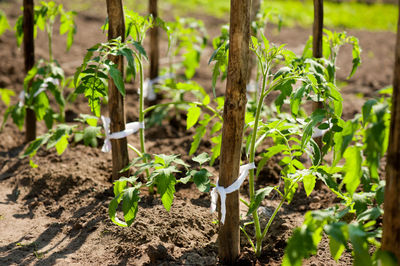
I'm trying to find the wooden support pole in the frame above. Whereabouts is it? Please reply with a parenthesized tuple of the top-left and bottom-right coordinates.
(218, 0, 251, 263)
(382, 3, 400, 261)
(312, 0, 324, 151)
(313, 0, 323, 59)
(106, 0, 129, 181)
(23, 0, 36, 142)
(149, 0, 159, 81)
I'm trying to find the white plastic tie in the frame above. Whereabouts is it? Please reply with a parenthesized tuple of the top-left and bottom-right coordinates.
(101, 115, 144, 153)
(141, 73, 175, 101)
(210, 162, 256, 224)
(18, 91, 25, 108)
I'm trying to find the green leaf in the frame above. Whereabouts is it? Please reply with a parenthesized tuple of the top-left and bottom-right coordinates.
(192, 152, 211, 165)
(132, 41, 148, 60)
(247, 186, 274, 215)
(0, 88, 15, 106)
(301, 109, 326, 149)
(83, 126, 100, 147)
(343, 146, 362, 196)
(55, 134, 69, 155)
(362, 99, 377, 126)
(356, 207, 383, 223)
(122, 187, 140, 226)
(189, 125, 206, 155)
(109, 194, 127, 227)
(10, 105, 26, 130)
(303, 174, 316, 197)
(113, 179, 127, 197)
(186, 105, 201, 130)
(210, 135, 222, 166)
(0, 11, 10, 36)
(33, 92, 50, 121)
(43, 109, 54, 129)
(155, 171, 176, 211)
(310, 139, 321, 166)
(329, 236, 345, 261)
(284, 178, 298, 204)
(108, 64, 125, 97)
(348, 225, 372, 266)
(22, 133, 51, 158)
(193, 169, 212, 192)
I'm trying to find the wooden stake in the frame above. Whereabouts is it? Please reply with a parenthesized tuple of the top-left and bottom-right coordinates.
(313, 0, 323, 59)
(149, 0, 159, 81)
(106, 0, 129, 181)
(312, 0, 324, 190)
(23, 0, 36, 142)
(382, 3, 400, 261)
(218, 0, 251, 263)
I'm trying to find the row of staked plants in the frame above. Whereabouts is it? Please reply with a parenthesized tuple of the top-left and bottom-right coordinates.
(0, 4, 397, 265)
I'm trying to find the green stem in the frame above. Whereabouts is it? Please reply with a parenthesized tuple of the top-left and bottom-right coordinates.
(249, 68, 269, 257)
(47, 24, 53, 62)
(261, 177, 301, 240)
(137, 53, 152, 193)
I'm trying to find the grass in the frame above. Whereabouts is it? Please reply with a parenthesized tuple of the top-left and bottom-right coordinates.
(265, 0, 398, 32)
(1, 1, 397, 32)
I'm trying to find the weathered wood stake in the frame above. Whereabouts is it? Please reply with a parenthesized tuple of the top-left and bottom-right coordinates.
(149, 0, 159, 81)
(106, 0, 129, 181)
(312, 0, 324, 148)
(218, 0, 251, 263)
(382, 3, 400, 261)
(23, 0, 36, 142)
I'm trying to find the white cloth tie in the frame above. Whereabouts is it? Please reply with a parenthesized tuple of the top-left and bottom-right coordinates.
(210, 162, 256, 224)
(141, 73, 175, 101)
(101, 115, 144, 153)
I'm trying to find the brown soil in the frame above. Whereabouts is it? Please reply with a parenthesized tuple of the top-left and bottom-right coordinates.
(0, 1, 396, 265)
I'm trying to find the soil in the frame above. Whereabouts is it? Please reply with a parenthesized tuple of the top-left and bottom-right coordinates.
(0, 1, 396, 265)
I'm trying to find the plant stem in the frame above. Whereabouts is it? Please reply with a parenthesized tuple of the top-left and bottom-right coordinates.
(137, 53, 152, 193)
(249, 68, 268, 256)
(47, 24, 53, 62)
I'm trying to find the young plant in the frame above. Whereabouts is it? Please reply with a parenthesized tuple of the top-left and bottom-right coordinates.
(2, 1, 76, 132)
(109, 153, 212, 226)
(15, 1, 76, 58)
(283, 90, 397, 265)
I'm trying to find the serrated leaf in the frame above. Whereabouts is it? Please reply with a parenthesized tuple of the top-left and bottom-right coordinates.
(132, 41, 148, 60)
(247, 186, 274, 215)
(186, 105, 201, 130)
(0, 88, 15, 106)
(83, 126, 100, 147)
(155, 172, 176, 211)
(55, 134, 69, 155)
(189, 125, 206, 155)
(22, 133, 51, 158)
(122, 187, 140, 226)
(192, 152, 211, 165)
(108, 64, 125, 97)
(109, 194, 127, 227)
(343, 146, 362, 196)
(193, 169, 212, 192)
(303, 174, 316, 197)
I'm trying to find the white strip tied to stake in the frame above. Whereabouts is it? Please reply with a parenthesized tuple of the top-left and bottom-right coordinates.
(141, 73, 175, 101)
(101, 116, 144, 153)
(210, 162, 256, 224)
